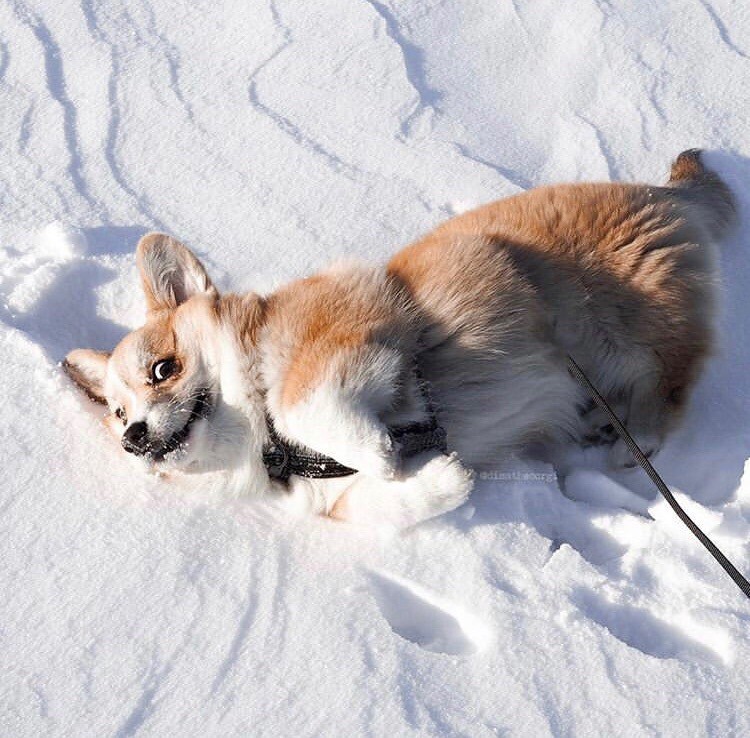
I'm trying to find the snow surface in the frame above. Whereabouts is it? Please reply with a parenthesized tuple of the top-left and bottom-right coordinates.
(2, 1, 750, 736)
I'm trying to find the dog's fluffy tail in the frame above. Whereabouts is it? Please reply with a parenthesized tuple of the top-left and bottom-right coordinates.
(668, 148, 736, 240)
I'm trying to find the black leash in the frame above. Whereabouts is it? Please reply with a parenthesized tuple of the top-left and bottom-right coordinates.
(566, 354, 750, 600)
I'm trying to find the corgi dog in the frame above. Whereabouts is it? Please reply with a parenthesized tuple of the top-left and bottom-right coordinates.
(64, 150, 733, 528)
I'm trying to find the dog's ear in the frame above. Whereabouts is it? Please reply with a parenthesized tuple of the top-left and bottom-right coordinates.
(136, 232, 217, 312)
(63, 349, 110, 403)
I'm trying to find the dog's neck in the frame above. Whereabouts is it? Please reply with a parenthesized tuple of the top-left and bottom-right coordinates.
(215, 292, 267, 355)
(203, 293, 271, 487)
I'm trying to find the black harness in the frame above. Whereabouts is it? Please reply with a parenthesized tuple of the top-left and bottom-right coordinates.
(262, 370, 447, 481)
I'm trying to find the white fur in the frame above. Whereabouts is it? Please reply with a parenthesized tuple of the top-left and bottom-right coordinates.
(261, 333, 471, 526)
(332, 452, 473, 528)
(280, 385, 396, 479)
(283, 452, 473, 529)
(270, 343, 406, 477)
(196, 320, 270, 487)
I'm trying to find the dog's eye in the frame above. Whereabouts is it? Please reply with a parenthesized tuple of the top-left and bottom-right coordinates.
(115, 407, 127, 425)
(152, 358, 178, 383)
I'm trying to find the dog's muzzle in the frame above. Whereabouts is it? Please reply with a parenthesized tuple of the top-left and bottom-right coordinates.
(122, 421, 149, 455)
(121, 389, 212, 461)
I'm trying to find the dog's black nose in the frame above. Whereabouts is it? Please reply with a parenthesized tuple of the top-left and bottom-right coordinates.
(122, 421, 150, 455)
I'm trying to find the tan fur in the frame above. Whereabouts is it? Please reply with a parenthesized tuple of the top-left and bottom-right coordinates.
(263, 269, 417, 409)
(389, 181, 713, 418)
(63, 349, 110, 403)
(216, 293, 267, 354)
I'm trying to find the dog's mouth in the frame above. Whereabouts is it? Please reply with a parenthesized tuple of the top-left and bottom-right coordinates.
(148, 389, 213, 463)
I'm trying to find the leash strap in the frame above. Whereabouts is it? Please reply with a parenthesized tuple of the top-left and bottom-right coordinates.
(566, 354, 750, 600)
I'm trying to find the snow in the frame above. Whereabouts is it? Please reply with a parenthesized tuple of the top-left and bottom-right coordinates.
(1, 1, 750, 735)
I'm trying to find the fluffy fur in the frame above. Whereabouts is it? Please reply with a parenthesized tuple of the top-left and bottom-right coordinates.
(65, 150, 734, 528)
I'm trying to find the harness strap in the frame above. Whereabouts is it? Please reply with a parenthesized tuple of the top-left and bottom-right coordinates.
(263, 418, 357, 480)
(566, 353, 750, 601)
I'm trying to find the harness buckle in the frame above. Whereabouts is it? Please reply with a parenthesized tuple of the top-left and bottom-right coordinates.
(264, 442, 290, 480)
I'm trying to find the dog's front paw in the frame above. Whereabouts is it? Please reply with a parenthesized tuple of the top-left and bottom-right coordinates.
(330, 451, 474, 529)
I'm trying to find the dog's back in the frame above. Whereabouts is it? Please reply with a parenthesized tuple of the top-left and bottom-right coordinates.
(389, 150, 734, 467)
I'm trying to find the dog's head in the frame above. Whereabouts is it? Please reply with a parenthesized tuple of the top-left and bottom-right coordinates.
(64, 233, 245, 471)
